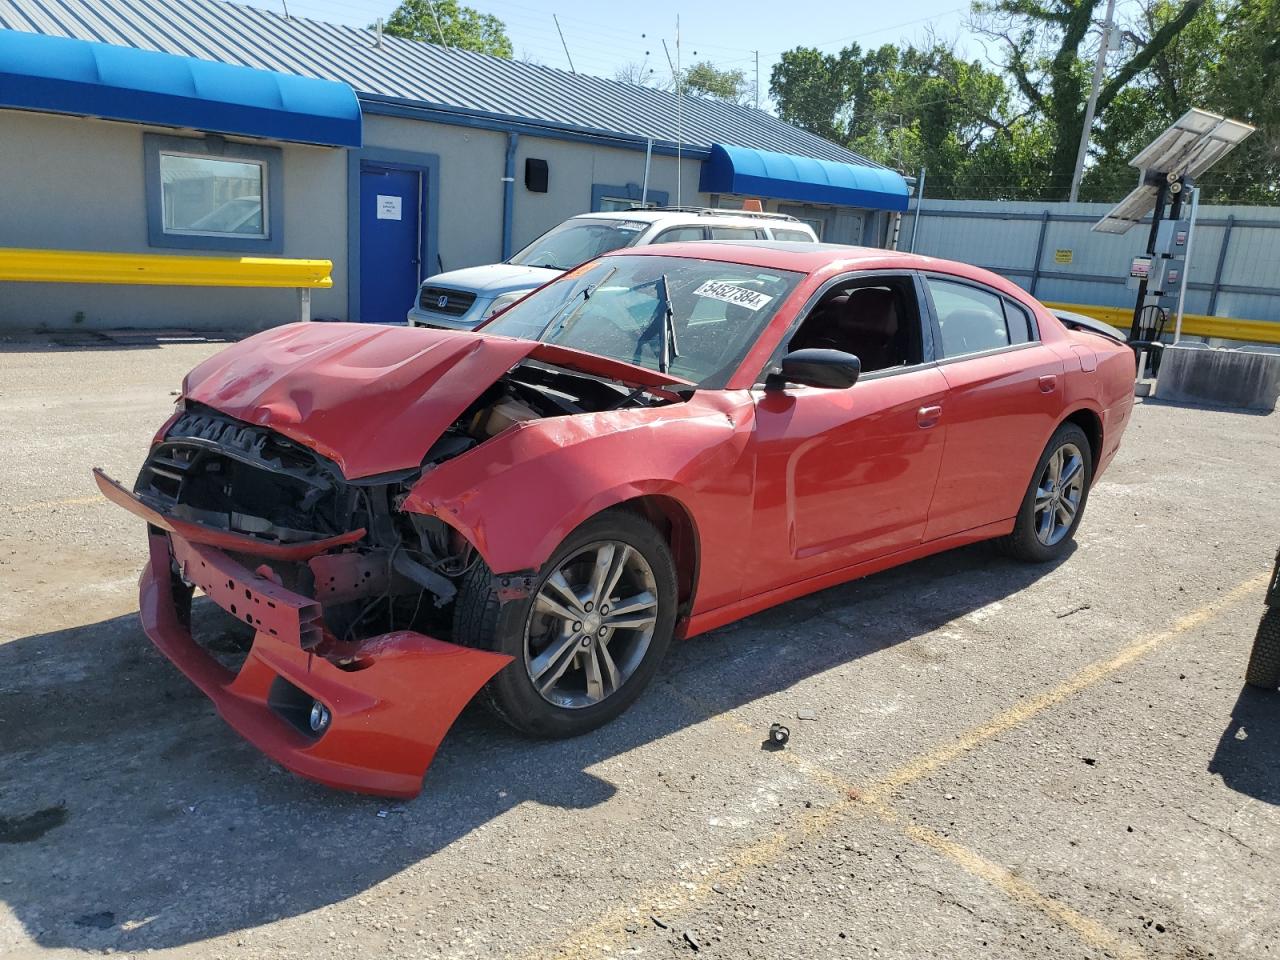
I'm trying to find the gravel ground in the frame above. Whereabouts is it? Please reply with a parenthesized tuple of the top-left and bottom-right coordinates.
(1, 334, 1277, 960)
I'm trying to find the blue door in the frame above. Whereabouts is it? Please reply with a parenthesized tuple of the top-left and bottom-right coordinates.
(360, 165, 422, 324)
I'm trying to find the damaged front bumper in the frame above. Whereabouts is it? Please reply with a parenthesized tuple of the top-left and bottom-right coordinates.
(97, 470, 511, 798)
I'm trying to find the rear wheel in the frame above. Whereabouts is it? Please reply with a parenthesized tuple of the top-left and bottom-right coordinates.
(1245, 607, 1280, 690)
(1000, 422, 1092, 563)
(453, 510, 677, 737)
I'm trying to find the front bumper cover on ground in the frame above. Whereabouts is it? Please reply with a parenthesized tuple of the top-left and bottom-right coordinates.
(100, 459, 514, 798)
(136, 529, 510, 797)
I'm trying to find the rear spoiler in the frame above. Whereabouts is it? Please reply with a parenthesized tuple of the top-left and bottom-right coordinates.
(1053, 309, 1128, 344)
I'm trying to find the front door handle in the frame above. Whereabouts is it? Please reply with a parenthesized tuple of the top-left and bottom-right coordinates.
(1039, 375, 1058, 393)
(917, 405, 942, 428)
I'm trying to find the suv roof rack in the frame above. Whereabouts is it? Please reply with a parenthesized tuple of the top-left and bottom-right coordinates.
(629, 204, 801, 223)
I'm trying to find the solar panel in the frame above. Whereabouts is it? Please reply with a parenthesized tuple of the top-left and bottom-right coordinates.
(1091, 184, 1160, 235)
(1092, 108, 1255, 235)
(1129, 108, 1255, 179)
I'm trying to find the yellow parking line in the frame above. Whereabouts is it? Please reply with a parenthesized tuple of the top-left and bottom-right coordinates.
(535, 573, 1268, 960)
(9, 494, 106, 513)
(862, 572, 1269, 804)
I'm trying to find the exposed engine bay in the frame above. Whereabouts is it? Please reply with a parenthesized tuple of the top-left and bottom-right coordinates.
(132, 360, 678, 650)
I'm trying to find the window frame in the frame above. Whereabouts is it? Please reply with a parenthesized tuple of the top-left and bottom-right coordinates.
(751, 270, 939, 388)
(919, 272, 1042, 364)
(144, 133, 284, 253)
(589, 182, 670, 213)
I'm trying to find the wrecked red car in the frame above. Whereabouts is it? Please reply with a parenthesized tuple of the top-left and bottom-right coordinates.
(98, 242, 1134, 797)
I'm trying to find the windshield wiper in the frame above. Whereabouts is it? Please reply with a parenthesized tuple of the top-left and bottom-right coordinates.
(533, 266, 617, 342)
(654, 273, 680, 374)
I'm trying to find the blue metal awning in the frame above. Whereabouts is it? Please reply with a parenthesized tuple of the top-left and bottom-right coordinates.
(0, 30, 361, 148)
(699, 143, 910, 212)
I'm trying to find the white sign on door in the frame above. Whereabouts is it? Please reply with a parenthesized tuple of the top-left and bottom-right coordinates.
(376, 195, 403, 220)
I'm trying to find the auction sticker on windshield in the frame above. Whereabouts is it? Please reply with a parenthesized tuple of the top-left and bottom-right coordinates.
(694, 280, 774, 310)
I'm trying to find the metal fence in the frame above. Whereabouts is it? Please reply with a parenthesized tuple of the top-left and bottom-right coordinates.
(899, 199, 1280, 325)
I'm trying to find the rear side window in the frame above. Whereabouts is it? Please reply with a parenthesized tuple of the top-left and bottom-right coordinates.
(709, 226, 763, 240)
(1003, 299, 1034, 344)
(926, 278, 1012, 358)
(771, 228, 814, 242)
(652, 226, 706, 243)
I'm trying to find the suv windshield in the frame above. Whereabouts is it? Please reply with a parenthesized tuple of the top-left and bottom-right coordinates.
(484, 254, 804, 387)
(508, 218, 649, 270)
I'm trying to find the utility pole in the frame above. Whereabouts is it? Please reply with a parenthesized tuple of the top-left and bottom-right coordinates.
(675, 15, 683, 206)
(754, 50, 760, 109)
(1069, 0, 1116, 203)
(553, 14, 576, 74)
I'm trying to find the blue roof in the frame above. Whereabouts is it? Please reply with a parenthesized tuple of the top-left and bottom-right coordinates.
(0, 0, 882, 168)
(700, 144, 911, 212)
(0, 28, 361, 147)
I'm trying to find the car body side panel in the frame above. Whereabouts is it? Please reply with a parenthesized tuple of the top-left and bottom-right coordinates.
(742, 366, 950, 597)
(925, 344, 1067, 540)
(402, 392, 757, 617)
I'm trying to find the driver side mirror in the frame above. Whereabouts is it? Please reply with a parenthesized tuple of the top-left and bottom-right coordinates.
(766, 348, 861, 390)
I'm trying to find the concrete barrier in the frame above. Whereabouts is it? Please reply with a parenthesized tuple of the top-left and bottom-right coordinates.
(1155, 343, 1280, 411)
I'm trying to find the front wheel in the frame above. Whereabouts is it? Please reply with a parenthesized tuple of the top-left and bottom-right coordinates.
(453, 510, 678, 737)
(1000, 422, 1093, 563)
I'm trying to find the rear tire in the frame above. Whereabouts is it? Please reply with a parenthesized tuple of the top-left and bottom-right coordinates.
(1245, 607, 1280, 690)
(453, 509, 677, 738)
(1000, 422, 1093, 564)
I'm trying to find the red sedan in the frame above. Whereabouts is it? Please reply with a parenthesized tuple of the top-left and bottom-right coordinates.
(97, 242, 1135, 797)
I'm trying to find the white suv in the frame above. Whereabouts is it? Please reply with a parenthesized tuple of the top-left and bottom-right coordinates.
(405, 207, 818, 330)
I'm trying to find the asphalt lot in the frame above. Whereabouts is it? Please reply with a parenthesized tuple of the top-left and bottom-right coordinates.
(1, 333, 1277, 960)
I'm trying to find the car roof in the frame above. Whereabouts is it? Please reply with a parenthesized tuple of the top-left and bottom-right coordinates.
(602, 240, 1037, 301)
(571, 209, 812, 230)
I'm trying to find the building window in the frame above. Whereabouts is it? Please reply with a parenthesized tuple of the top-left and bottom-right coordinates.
(590, 182, 669, 212)
(144, 134, 283, 252)
(159, 154, 267, 238)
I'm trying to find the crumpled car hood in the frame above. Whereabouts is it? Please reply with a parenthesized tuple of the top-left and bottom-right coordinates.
(181, 323, 691, 479)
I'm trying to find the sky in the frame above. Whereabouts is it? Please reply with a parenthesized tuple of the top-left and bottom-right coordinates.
(240, 0, 986, 109)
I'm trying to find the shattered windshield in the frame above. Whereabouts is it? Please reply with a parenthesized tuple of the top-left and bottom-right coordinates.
(483, 255, 805, 387)
(508, 218, 649, 270)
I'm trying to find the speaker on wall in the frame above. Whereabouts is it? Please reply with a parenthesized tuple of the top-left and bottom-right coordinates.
(525, 158, 549, 193)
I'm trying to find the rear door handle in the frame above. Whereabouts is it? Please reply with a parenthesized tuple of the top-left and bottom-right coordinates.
(917, 405, 942, 428)
(1039, 375, 1058, 393)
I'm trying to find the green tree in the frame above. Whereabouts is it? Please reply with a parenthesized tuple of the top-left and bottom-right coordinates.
(682, 61, 751, 104)
(381, 0, 512, 58)
(972, 0, 1207, 198)
(770, 42, 1049, 199)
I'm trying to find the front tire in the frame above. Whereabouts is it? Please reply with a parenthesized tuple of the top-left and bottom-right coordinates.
(453, 510, 678, 737)
(1000, 422, 1093, 563)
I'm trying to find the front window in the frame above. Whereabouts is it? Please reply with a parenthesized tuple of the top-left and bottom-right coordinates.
(508, 218, 648, 270)
(160, 153, 267, 238)
(484, 254, 805, 387)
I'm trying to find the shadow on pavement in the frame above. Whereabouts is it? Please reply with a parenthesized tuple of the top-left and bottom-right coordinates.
(1209, 685, 1280, 806)
(0, 542, 1064, 951)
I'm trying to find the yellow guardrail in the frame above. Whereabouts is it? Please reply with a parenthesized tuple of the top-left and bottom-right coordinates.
(0, 248, 333, 321)
(1044, 301, 1280, 346)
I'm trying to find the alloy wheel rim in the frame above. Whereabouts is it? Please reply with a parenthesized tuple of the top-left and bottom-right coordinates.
(524, 541, 658, 709)
(1034, 441, 1085, 546)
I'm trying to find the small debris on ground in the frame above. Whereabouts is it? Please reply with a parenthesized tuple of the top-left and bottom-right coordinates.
(682, 930, 700, 951)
